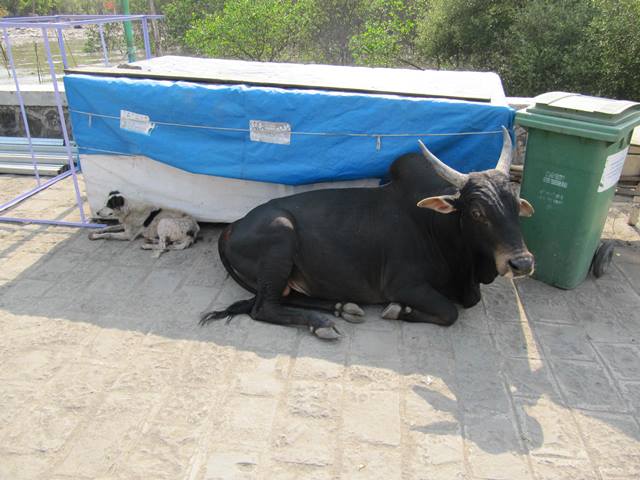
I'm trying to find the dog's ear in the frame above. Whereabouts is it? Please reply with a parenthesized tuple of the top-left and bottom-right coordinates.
(106, 194, 125, 209)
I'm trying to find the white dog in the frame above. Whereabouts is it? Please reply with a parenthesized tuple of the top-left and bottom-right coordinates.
(89, 190, 200, 257)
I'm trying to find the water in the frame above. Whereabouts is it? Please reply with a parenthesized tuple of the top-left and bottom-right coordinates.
(0, 28, 129, 86)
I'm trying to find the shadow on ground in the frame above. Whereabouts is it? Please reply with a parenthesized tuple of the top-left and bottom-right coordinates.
(1, 222, 640, 462)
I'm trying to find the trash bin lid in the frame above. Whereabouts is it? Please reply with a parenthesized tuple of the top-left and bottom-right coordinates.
(527, 92, 640, 125)
(516, 92, 640, 142)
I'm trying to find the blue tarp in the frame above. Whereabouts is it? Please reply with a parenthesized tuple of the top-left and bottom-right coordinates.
(64, 74, 515, 186)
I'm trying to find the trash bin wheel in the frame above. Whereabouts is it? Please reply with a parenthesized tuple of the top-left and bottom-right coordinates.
(592, 240, 615, 278)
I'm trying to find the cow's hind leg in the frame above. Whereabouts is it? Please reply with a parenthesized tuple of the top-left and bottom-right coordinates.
(250, 223, 340, 339)
(255, 303, 341, 339)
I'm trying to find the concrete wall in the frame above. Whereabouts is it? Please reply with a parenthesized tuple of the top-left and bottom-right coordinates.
(0, 85, 71, 139)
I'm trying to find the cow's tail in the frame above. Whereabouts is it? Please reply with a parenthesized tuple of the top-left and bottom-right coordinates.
(199, 225, 257, 326)
(199, 297, 255, 326)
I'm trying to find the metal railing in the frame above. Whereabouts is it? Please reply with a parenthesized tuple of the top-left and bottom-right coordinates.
(0, 14, 162, 228)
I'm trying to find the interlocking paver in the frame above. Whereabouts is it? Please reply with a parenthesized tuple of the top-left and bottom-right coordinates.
(528, 455, 599, 480)
(341, 443, 403, 480)
(551, 358, 628, 412)
(620, 381, 640, 416)
(514, 396, 588, 459)
(502, 358, 558, 399)
(343, 386, 401, 446)
(575, 411, 640, 480)
(464, 412, 532, 479)
(1, 174, 640, 479)
(535, 323, 597, 361)
(595, 343, 640, 379)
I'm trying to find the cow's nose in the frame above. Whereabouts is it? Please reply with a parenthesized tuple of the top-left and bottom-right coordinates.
(508, 254, 534, 275)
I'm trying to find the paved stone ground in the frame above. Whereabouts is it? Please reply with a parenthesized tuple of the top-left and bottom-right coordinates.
(1, 174, 640, 480)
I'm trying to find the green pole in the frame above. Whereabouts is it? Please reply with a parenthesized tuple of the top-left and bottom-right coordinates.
(121, 0, 136, 62)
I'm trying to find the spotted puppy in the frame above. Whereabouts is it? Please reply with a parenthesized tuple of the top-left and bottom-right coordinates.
(89, 190, 200, 257)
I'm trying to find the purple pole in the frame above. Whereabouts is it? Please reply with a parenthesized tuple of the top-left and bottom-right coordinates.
(0, 217, 106, 229)
(56, 27, 68, 69)
(2, 27, 41, 186)
(41, 27, 87, 224)
(98, 24, 109, 66)
(142, 18, 152, 59)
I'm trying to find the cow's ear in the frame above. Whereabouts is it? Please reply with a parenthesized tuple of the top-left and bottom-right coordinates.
(519, 198, 534, 217)
(417, 195, 458, 214)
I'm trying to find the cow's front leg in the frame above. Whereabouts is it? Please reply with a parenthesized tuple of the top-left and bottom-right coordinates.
(388, 285, 458, 326)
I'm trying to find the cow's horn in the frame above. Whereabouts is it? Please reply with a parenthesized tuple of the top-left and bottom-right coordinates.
(418, 140, 468, 189)
(494, 126, 513, 175)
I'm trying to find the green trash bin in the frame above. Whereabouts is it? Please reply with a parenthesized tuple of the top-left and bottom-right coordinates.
(516, 92, 640, 289)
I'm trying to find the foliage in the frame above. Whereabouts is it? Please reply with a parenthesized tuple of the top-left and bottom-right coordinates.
(586, 0, 640, 100)
(5, 0, 58, 16)
(83, 22, 126, 56)
(54, 1, 107, 14)
(414, 0, 639, 100)
(416, 0, 521, 70)
(1, 0, 639, 100)
(349, 0, 427, 68)
(303, 0, 366, 65)
(161, 0, 222, 48)
(502, 0, 596, 97)
(185, 0, 315, 62)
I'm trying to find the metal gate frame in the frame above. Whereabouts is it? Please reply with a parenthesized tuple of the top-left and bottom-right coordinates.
(0, 14, 162, 228)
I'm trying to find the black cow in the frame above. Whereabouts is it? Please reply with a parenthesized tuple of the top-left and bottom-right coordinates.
(201, 128, 534, 339)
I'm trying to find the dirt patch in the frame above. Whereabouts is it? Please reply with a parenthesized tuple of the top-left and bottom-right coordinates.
(603, 199, 640, 248)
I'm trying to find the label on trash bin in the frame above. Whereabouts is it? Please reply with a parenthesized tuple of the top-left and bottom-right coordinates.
(598, 147, 629, 192)
(543, 171, 568, 189)
(120, 110, 154, 135)
(250, 120, 291, 145)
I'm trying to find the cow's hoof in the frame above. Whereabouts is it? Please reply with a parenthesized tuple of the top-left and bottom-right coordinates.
(343, 302, 364, 315)
(310, 317, 341, 340)
(335, 302, 365, 323)
(382, 303, 402, 320)
(313, 326, 341, 340)
(88, 232, 99, 240)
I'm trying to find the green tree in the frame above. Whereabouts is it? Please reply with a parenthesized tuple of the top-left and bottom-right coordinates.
(586, 0, 640, 100)
(304, 0, 367, 65)
(161, 0, 223, 47)
(349, 0, 427, 68)
(0, 0, 57, 16)
(55, 0, 107, 14)
(416, 0, 520, 70)
(185, 0, 315, 62)
(503, 0, 596, 97)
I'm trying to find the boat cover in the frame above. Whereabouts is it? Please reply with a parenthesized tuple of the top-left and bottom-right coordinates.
(64, 73, 515, 185)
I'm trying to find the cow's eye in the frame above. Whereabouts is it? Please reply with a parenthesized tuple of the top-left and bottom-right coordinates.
(471, 209, 483, 220)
